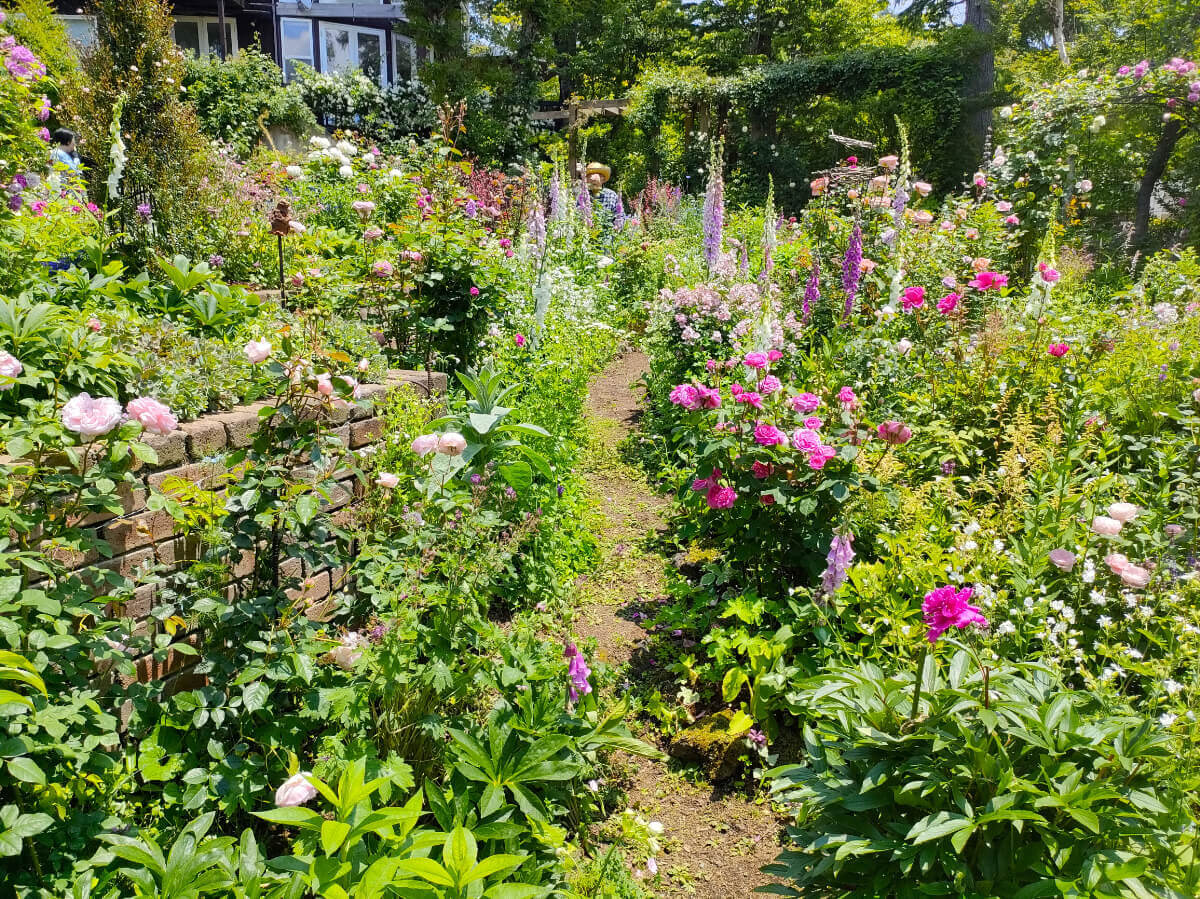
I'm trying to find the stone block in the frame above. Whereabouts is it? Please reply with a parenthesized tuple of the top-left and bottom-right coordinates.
(143, 431, 188, 469)
(102, 510, 177, 554)
(181, 418, 228, 459)
(349, 417, 384, 448)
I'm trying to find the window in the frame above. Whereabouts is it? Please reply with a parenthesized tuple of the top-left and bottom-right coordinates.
(172, 16, 237, 59)
(60, 15, 97, 47)
(280, 17, 314, 82)
(393, 33, 418, 84)
(319, 22, 387, 87)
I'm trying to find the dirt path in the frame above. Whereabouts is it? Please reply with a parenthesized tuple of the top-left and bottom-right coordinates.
(574, 351, 784, 898)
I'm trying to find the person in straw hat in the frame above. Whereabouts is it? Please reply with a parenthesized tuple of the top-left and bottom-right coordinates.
(585, 161, 622, 227)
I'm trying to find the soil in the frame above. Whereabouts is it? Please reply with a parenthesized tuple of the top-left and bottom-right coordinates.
(573, 351, 786, 898)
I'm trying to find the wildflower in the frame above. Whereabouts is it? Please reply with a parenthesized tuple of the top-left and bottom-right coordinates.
(821, 532, 855, 594)
(901, 286, 925, 311)
(566, 638, 595, 700)
(1160, 713, 1177, 728)
(126, 397, 178, 436)
(61, 394, 123, 439)
(136, 203, 152, 219)
(1048, 343, 1070, 357)
(275, 773, 318, 807)
(968, 271, 1008, 290)
(411, 434, 439, 456)
(842, 222, 862, 320)
(437, 432, 467, 456)
(1048, 549, 1076, 571)
(922, 584, 988, 643)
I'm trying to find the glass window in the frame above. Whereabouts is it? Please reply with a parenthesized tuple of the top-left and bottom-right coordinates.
(357, 32, 382, 84)
(173, 20, 201, 56)
(318, 23, 387, 87)
(394, 34, 416, 83)
(61, 15, 97, 47)
(206, 22, 235, 59)
(280, 18, 314, 81)
(323, 25, 354, 74)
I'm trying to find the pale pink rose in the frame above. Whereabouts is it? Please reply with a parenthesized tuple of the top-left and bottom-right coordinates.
(275, 772, 318, 807)
(912, 210, 934, 224)
(87, 317, 103, 332)
(1091, 516, 1123, 536)
(912, 181, 932, 197)
(244, 340, 272, 363)
(1165, 524, 1184, 540)
(1107, 502, 1138, 523)
(1194, 388, 1200, 405)
(376, 472, 399, 489)
(411, 434, 439, 456)
(126, 397, 178, 436)
(0, 351, 23, 388)
(895, 338, 913, 356)
(1104, 553, 1130, 575)
(315, 375, 334, 397)
(869, 175, 888, 192)
(364, 226, 384, 241)
(878, 155, 899, 170)
(329, 632, 366, 669)
(1119, 565, 1151, 589)
(61, 393, 123, 439)
(357, 358, 370, 373)
(1048, 549, 1076, 571)
(437, 432, 467, 456)
(351, 200, 376, 221)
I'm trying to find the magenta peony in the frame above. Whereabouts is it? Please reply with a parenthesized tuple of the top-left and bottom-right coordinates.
(126, 397, 178, 436)
(922, 584, 988, 643)
(61, 393, 123, 439)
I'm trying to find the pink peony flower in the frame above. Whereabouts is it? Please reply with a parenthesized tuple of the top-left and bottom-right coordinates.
(244, 340, 272, 363)
(275, 772, 318, 808)
(968, 271, 1008, 291)
(1091, 516, 1123, 536)
(437, 432, 467, 456)
(61, 393, 123, 439)
(705, 485, 737, 509)
(411, 434, 439, 456)
(754, 423, 786, 446)
(922, 584, 988, 643)
(743, 351, 769, 369)
(936, 293, 960, 314)
(1107, 502, 1138, 523)
(126, 397, 178, 436)
(876, 420, 913, 445)
(1048, 343, 1070, 358)
(0, 351, 23, 388)
(376, 472, 399, 488)
(901, 286, 926, 311)
(791, 393, 821, 413)
(1048, 549, 1076, 571)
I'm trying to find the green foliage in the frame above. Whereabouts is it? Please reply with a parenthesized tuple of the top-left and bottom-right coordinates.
(182, 49, 316, 158)
(294, 65, 436, 144)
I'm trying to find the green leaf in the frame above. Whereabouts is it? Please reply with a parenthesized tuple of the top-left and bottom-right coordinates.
(320, 819, 351, 856)
(394, 857, 454, 886)
(7, 757, 45, 785)
(905, 811, 973, 845)
(242, 681, 269, 714)
(295, 494, 319, 527)
(253, 807, 323, 830)
(499, 461, 532, 492)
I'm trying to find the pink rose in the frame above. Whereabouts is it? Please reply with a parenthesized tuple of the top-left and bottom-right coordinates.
(968, 271, 1008, 291)
(1107, 502, 1138, 523)
(275, 772, 318, 808)
(876, 420, 912, 445)
(807, 445, 837, 470)
(0, 351, 23, 388)
(244, 340, 272, 363)
(901, 286, 925, 311)
(757, 375, 782, 395)
(791, 393, 821, 413)
(743, 351, 769, 369)
(878, 155, 898, 170)
(363, 227, 384, 241)
(1048, 549, 1076, 571)
(791, 428, 822, 453)
(411, 434, 439, 456)
(922, 584, 988, 643)
(768, 350, 784, 362)
(437, 432, 467, 456)
(351, 200, 376, 221)
(514, 334, 526, 348)
(895, 338, 913, 356)
(837, 386, 858, 407)
(372, 260, 394, 278)
(1119, 565, 1151, 589)
(329, 632, 366, 669)
(936, 292, 960, 314)
(87, 317, 103, 332)
(705, 484, 737, 509)
(61, 393, 123, 439)
(804, 416, 823, 430)
(470, 286, 480, 296)
(912, 181, 932, 197)
(810, 177, 828, 196)
(126, 397, 178, 436)
(315, 375, 334, 397)
(735, 391, 764, 410)
(1105, 553, 1130, 575)
(754, 423, 786, 447)
(1040, 267, 1060, 284)
(1091, 516, 1123, 536)
(376, 472, 399, 488)
(751, 460, 773, 479)
(1048, 343, 1070, 358)
(1165, 524, 1184, 540)
(358, 358, 370, 373)
(669, 384, 700, 410)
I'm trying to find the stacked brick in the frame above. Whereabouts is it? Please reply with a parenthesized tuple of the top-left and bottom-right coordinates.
(56, 369, 446, 690)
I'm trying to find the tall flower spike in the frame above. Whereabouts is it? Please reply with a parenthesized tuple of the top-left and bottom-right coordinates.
(702, 139, 725, 273)
(762, 178, 777, 281)
(842, 221, 862, 321)
(803, 258, 820, 324)
(821, 532, 855, 595)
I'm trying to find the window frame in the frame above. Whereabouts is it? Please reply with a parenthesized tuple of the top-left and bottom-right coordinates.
(279, 16, 315, 82)
(318, 21, 388, 88)
(392, 32, 418, 85)
(172, 15, 239, 59)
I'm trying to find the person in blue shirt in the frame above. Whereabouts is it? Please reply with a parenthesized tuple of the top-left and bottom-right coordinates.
(50, 129, 80, 172)
(585, 162, 622, 227)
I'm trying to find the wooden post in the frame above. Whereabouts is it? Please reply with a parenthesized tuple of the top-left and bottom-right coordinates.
(567, 100, 580, 184)
(217, 0, 229, 60)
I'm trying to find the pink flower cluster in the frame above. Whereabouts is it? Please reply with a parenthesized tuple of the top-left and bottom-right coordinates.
(692, 468, 738, 509)
(669, 383, 722, 410)
(922, 585, 988, 643)
(61, 394, 178, 439)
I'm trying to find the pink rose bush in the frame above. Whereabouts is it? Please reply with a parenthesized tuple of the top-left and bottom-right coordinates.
(61, 394, 125, 439)
(125, 397, 178, 436)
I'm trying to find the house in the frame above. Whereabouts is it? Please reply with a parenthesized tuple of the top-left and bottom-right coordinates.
(55, 1, 428, 87)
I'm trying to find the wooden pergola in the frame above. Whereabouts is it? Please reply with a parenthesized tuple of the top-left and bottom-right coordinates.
(531, 98, 630, 179)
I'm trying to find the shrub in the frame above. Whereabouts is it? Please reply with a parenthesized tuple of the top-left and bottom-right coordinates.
(294, 66, 436, 144)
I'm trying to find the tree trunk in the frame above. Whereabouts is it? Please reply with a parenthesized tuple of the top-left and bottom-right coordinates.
(1050, 0, 1068, 66)
(964, 0, 995, 164)
(1132, 118, 1185, 250)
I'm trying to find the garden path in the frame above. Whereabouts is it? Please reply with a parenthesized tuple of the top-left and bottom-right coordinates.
(573, 351, 784, 898)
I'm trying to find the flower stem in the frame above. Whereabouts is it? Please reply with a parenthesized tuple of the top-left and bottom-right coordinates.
(909, 644, 928, 721)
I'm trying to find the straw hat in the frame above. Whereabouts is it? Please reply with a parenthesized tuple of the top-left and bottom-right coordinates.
(585, 162, 611, 183)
